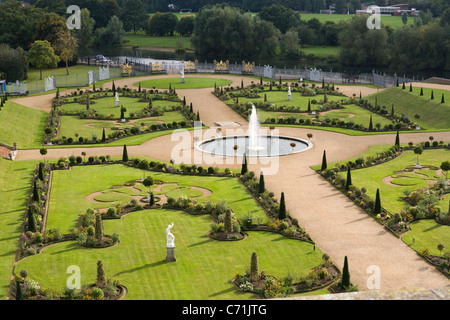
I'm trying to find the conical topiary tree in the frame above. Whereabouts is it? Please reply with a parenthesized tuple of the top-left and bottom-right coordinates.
(345, 167, 352, 190)
(27, 208, 36, 232)
(279, 192, 286, 219)
(95, 213, 103, 240)
(402, 82, 405, 89)
(431, 90, 434, 100)
(38, 162, 45, 181)
(374, 188, 382, 215)
(102, 127, 106, 142)
(32, 180, 40, 203)
(250, 252, 259, 281)
(15, 279, 23, 300)
(241, 153, 248, 176)
(96, 260, 107, 289)
(341, 256, 350, 288)
(224, 209, 233, 234)
(112, 80, 116, 95)
(441, 93, 445, 103)
(420, 87, 423, 96)
(122, 144, 128, 162)
(368, 115, 373, 131)
(258, 171, 265, 194)
(391, 104, 395, 117)
(409, 83, 412, 92)
(321, 150, 327, 171)
(395, 131, 400, 147)
(307, 98, 311, 113)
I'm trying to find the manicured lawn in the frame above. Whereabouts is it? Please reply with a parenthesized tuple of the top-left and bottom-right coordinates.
(0, 101, 47, 148)
(136, 77, 232, 89)
(337, 148, 449, 214)
(47, 164, 269, 233)
(59, 111, 186, 140)
(15, 209, 323, 299)
(26, 65, 98, 83)
(402, 219, 450, 256)
(368, 87, 450, 131)
(256, 104, 393, 129)
(58, 96, 180, 118)
(225, 90, 346, 109)
(0, 159, 37, 299)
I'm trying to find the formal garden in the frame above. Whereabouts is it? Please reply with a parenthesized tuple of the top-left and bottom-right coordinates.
(315, 139, 450, 277)
(10, 150, 358, 300)
(43, 84, 198, 146)
(216, 79, 417, 133)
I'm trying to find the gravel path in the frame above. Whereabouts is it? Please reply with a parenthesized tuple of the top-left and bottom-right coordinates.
(11, 74, 450, 292)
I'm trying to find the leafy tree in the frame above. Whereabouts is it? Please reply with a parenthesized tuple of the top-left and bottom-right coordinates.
(34, 0, 66, 15)
(338, 15, 389, 67)
(121, 0, 148, 34)
(72, 8, 96, 48)
(414, 146, 423, 164)
(440, 160, 450, 180)
(176, 16, 195, 36)
(438, 243, 445, 257)
(0, 44, 28, 82)
(94, 15, 126, 47)
(139, 159, 149, 178)
(0, 1, 45, 49)
(259, 4, 300, 34)
(191, 5, 280, 61)
(143, 176, 154, 194)
(27, 40, 60, 80)
(402, 11, 408, 25)
(34, 12, 68, 47)
(53, 30, 78, 76)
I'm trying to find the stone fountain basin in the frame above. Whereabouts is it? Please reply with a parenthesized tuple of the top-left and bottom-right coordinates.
(196, 135, 312, 157)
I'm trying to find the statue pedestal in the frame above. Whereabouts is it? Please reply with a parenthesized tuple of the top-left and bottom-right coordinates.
(288, 94, 291, 101)
(115, 101, 119, 107)
(166, 246, 176, 262)
(181, 76, 185, 84)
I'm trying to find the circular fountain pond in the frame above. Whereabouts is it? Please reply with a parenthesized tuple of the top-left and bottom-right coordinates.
(196, 135, 312, 157)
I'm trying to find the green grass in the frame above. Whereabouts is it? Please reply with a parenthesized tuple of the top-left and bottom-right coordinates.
(368, 87, 450, 131)
(26, 65, 98, 83)
(123, 34, 193, 50)
(301, 45, 340, 58)
(226, 90, 346, 109)
(402, 219, 450, 256)
(0, 101, 47, 148)
(0, 158, 37, 299)
(136, 77, 232, 89)
(59, 111, 186, 141)
(15, 209, 323, 299)
(47, 164, 269, 233)
(300, 13, 412, 29)
(256, 104, 393, 129)
(337, 148, 450, 214)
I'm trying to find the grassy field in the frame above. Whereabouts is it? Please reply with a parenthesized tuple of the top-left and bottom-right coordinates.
(300, 13, 413, 29)
(136, 77, 232, 89)
(0, 159, 37, 299)
(0, 101, 47, 148)
(59, 111, 186, 140)
(301, 45, 340, 58)
(337, 148, 450, 214)
(47, 164, 270, 233)
(123, 34, 193, 50)
(16, 209, 323, 299)
(368, 87, 450, 131)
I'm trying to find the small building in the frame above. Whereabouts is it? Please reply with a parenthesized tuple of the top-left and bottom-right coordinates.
(0, 80, 6, 95)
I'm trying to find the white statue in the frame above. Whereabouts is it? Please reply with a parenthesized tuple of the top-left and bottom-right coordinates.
(288, 85, 292, 101)
(180, 67, 185, 83)
(166, 222, 175, 248)
(115, 92, 119, 107)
